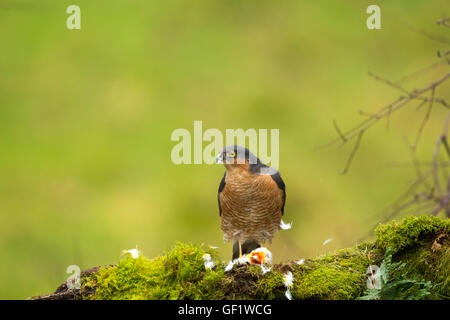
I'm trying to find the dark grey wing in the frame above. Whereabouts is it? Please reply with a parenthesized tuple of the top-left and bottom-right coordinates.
(218, 172, 226, 216)
(271, 171, 286, 215)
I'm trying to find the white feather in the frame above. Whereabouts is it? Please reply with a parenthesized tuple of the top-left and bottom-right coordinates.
(203, 254, 215, 270)
(280, 220, 292, 230)
(122, 248, 141, 259)
(283, 271, 294, 300)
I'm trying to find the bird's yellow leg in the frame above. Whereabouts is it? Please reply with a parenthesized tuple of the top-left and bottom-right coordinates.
(239, 240, 242, 258)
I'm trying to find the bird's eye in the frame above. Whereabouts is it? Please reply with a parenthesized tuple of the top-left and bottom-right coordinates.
(228, 151, 236, 158)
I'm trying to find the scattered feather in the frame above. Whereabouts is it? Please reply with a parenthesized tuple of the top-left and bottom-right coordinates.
(285, 289, 293, 300)
(224, 247, 273, 274)
(237, 256, 250, 264)
(122, 248, 141, 259)
(322, 238, 334, 246)
(208, 245, 219, 249)
(224, 260, 235, 272)
(283, 271, 294, 300)
(296, 259, 305, 265)
(224, 255, 249, 272)
(280, 220, 292, 230)
(260, 264, 272, 274)
(203, 254, 215, 270)
(283, 271, 294, 287)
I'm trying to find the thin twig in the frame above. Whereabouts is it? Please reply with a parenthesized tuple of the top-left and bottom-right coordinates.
(386, 161, 450, 168)
(415, 99, 428, 111)
(357, 197, 436, 242)
(404, 136, 432, 190)
(442, 113, 450, 159)
(369, 71, 411, 95)
(341, 130, 364, 175)
(407, 25, 450, 44)
(397, 59, 447, 84)
(412, 87, 435, 153)
(359, 110, 382, 119)
(333, 120, 347, 143)
(430, 204, 443, 216)
(319, 72, 450, 152)
(433, 135, 444, 197)
(436, 17, 450, 28)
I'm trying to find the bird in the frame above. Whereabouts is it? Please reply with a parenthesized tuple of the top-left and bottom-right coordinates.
(216, 145, 286, 260)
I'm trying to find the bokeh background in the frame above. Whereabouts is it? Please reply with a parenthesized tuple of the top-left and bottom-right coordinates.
(0, 0, 449, 299)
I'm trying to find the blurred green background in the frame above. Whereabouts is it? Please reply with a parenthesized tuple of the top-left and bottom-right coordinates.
(0, 0, 449, 299)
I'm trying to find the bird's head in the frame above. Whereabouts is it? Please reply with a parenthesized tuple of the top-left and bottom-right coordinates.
(216, 145, 261, 172)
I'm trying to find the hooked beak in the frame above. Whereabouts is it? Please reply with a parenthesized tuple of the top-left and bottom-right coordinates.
(216, 152, 224, 164)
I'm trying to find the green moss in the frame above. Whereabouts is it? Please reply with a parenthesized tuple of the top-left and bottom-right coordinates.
(292, 247, 372, 299)
(65, 216, 448, 300)
(229, 264, 286, 300)
(371, 215, 449, 299)
(375, 215, 450, 254)
(393, 237, 450, 299)
(83, 242, 228, 300)
(80, 243, 377, 300)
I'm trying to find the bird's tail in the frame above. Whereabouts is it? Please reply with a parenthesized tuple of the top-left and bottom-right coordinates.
(232, 240, 260, 260)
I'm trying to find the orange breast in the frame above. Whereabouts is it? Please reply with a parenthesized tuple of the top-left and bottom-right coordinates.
(220, 169, 283, 242)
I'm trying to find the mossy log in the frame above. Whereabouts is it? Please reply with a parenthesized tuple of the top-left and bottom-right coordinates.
(31, 215, 449, 300)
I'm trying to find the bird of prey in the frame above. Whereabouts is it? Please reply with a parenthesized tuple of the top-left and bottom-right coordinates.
(216, 145, 286, 260)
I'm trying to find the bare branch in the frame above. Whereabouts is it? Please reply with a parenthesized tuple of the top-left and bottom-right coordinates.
(319, 72, 450, 153)
(430, 204, 443, 216)
(357, 196, 436, 242)
(415, 99, 428, 111)
(359, 110, 382, 119)
(333, 120, 347, 143)
(442, 113, 450, 159)
(412, 87, 435, 152)
(404, 136, 433, 190)
(407, 25, 450, 44)
(368, 71, 411, 95)
(437, 50, 450, 58)
(436, 17, 450, 28)
(386, 161, 450, 168)
(347, 19, 450, 237)
(370, 71, 449, 108)
(397, 59, 447, 84)
(341, 130, 363, 175)
(433, 135, 444, 198)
